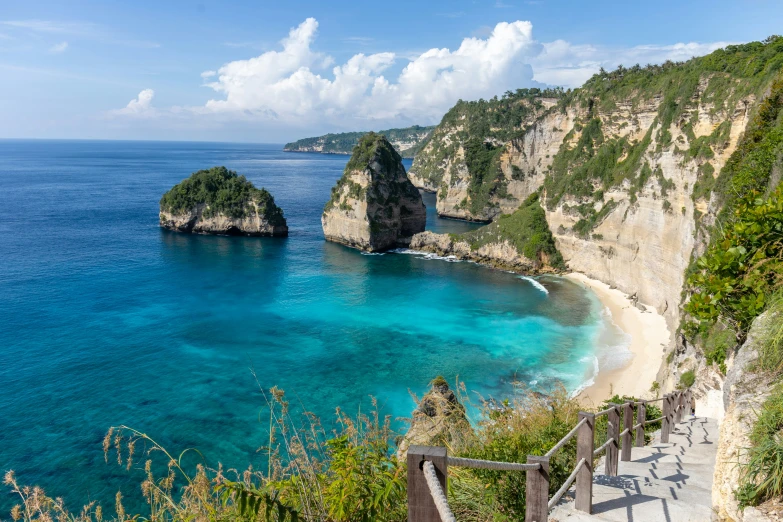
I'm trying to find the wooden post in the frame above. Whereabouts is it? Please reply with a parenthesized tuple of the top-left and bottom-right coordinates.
(575, 412, 595, 514)
(661, 394, 671, 443)
(635, 400, 646, 447)
(621, 401, 633, 462)
(686, 389, 692, 416)
(606, 404, 620, 476)
(675, 391, 682, 424)
(407, 445, 447, 522)
(525, 455, 550, 522)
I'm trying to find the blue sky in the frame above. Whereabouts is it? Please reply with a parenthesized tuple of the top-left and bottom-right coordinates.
(1, 0, 781, 142)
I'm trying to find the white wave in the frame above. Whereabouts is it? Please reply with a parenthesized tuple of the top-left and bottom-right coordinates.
(360, 251, 385, 256)
(389, 248, 461, 262)
(519, 276, 549, 295)
(570, 355, 600, 398)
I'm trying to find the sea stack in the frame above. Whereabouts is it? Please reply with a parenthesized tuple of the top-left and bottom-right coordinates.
(159, 166, 288, 236)
(321, 132, 426, 251)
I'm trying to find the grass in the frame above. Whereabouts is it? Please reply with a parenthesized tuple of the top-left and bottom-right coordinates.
(737, 385, 783, 508)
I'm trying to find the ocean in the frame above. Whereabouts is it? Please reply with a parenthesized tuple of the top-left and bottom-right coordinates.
(0, 140, 616, 510)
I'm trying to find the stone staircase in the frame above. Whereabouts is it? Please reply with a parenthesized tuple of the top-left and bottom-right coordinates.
(550, 415, 719, 521)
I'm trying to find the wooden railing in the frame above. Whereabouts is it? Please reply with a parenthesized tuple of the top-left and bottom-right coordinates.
(407, 388, 694, 522)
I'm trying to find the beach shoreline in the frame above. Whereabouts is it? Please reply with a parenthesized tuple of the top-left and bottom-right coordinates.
(565, 272, 670, 406)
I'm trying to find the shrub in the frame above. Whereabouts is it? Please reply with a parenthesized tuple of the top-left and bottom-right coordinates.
(679, 370, 696, 388)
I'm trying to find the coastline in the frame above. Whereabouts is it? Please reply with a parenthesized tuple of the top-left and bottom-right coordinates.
(565, 272, 670, 405)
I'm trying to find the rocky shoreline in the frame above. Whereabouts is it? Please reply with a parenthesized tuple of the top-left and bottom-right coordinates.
(408, 231, 557, 274)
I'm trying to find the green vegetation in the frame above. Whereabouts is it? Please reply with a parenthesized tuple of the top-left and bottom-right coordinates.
(684, 185, 783, 345)
(344, 132, 401, 174)
(679, 370, 696, 388)
(682, 68, 783, 373)
(410, 88, 565, 197)
(5, 380, 673, 522)
(538, 37, 783, 229)
(283, 125, 434, 158)
(737, 384, 783, 508)
(324, 133, 418, 222)
(159, 166, 285, 223)
(458, 193, 565, 269)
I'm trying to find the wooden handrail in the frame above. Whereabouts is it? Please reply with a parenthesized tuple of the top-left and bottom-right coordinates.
(407, 389, 692, 522)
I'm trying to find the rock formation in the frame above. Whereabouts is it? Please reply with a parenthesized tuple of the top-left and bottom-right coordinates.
(409, 193, 564, 273)
(322, 132, 426, 251)
(397, 377, 470, 460)
(159, 166, 288, 236)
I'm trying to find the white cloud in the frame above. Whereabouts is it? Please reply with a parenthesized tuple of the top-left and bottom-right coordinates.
(199, 18, 538, 126)
(109, 17, 734, 134)
(110, 89, 156, 117)
(48, 41, 68, 54)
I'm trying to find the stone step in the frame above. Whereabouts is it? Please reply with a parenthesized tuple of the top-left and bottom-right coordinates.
(550, 496, 714, 522)
(589, 476, 713, 506)
(608, 462, 715, 487)
(624, 447, 716, 465)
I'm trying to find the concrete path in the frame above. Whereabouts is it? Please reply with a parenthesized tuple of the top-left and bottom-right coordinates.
(550, 415, 718, 522)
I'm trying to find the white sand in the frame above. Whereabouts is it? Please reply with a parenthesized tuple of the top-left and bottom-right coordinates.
(565, 272, 670, 406)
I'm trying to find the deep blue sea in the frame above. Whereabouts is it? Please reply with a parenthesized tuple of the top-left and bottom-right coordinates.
(0, 140, 614, 511)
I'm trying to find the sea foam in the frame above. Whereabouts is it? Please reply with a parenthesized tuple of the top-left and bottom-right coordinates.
(519, 276, 549, 295)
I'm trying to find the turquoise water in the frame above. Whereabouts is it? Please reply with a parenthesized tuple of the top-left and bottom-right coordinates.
(0, 140, 605, 510)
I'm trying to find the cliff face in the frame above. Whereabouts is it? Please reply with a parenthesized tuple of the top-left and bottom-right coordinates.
(546, 91, 752, 329)
(711, 310, 779, 521)
(159, 166, 288, 237)
(160, 203, 288, 236)
(411, 52, 776, 331)
(408, 90, 563, 220)
(321, 133, 426, 251)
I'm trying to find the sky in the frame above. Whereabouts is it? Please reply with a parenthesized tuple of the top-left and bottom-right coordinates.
(0, 0, 781, 142)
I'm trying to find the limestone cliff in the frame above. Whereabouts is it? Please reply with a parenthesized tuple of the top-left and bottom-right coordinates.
(322, 132, 426, 251)
(408, 89, 562, 220)
(159, 166, 288, 237)
(710, 310, 779, 521)
(411, 42, 782, 333)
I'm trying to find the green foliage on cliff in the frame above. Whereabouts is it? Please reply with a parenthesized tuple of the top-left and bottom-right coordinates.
(684, 186, 783, 345)
(283, 125, 434, 158)
(545, 37, 783, 214)
(160, 166, 286, 223)
(737, 384, 783, 508)
(324, 133, 416, 218)
(410, 88, 565, 191)
(459, 193, 565, 269)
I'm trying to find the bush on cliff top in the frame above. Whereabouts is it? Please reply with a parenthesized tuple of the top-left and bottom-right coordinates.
(160, 166, 285, 223)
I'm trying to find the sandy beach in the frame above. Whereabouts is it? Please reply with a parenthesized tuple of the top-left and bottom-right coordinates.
(565, 272, 670, 406)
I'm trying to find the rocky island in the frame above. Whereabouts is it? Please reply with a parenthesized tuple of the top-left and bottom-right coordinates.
(322, 132, 426, 251)
(159, 166, 288, 236)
